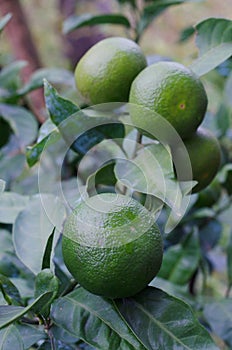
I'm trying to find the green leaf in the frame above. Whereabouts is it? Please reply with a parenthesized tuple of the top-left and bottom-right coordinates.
(0, 61, 26, 93)
(15, 324, 45, 349)
(117, 287, 218, 350)
(63, 13, 130, 34)
(190, 18, 232, 76)
(34, 269, 59, 317)
(0, 192, 29, 224)
(85, 139, 126, 192)
(44, 79, 79, 126)
(137, 0, 200, 38)
(225, 71, 232, 108)
(26, 128, 61, 167)
(18, 68, 74, 96)
(158, 230, 201, 285)
(0, 324, 24, 350)
(0, 274, 22, 305)
(0, 104, 38, 147)
(114, 143, 184, 213)
(0, 13, 12, 33)
(44, 81, 125, 155)
(13, 194, 66, 274)
(204, 299, 232, 348)
(42, 228, 56, 270)
(0, 180, 5, 193)
(0, 292, 53, 329)
(51, 287, 146, 350)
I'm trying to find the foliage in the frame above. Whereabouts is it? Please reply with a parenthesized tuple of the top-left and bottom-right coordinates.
(0, 2, 232, 349)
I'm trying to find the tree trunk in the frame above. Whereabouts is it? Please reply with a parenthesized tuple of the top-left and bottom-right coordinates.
(0, 0, 45, 123)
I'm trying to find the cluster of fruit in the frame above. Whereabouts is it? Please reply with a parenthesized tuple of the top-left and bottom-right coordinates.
(62, 37, 221, 299)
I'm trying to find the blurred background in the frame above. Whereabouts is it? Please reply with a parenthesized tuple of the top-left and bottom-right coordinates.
(1, 0, 231, 69)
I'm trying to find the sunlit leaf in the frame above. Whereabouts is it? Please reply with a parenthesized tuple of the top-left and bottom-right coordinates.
(190, 18, 232, 76)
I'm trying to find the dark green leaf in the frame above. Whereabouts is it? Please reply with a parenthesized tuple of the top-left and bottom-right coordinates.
(44, 79, 79, 126)
(0, 325, 24, 350)
(0, 104, 38, 147)
(158, 230, 201, 285)
(0, 274, 22, 305)
(178, 26, 195, 43)
(13, 194, 66, 274)
(0, 13, 12, 33)
(63, 13, 130, 34)
(44, 81, 125, 155)
(117, 287, 218, 350)
(204, 299, 232, 348)
(42, 228, 56, 270)
(190, 18, 232, 76)
(51, 287, 146, 350)
(0, 292, 53, 329)
(0, 192, 29, 224)
(26, 128, 61, 167)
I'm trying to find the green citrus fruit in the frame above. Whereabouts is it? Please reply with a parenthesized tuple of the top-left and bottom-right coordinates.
(75, 37, 147, 105)
(195, 178, 221, 208)
(129, 61, 208, 140)
(62, 193, 163, 299)
(172, 128, 221, 193)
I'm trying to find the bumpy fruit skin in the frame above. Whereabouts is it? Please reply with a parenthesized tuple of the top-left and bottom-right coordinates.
(62, 193, 163, 299)
(129, 61, 208, 140)
(172, 128, 221, 193)
(75, 37, 147, 105)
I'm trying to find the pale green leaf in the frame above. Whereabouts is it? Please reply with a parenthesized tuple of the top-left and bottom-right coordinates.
(13, 194, 66, 274)
(0, 192, 29, 224)
(204, 299, 232, 348)
(190, 18, 232, 76)
(0, 325, 24, 350)
(0, 180, 5, 193)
